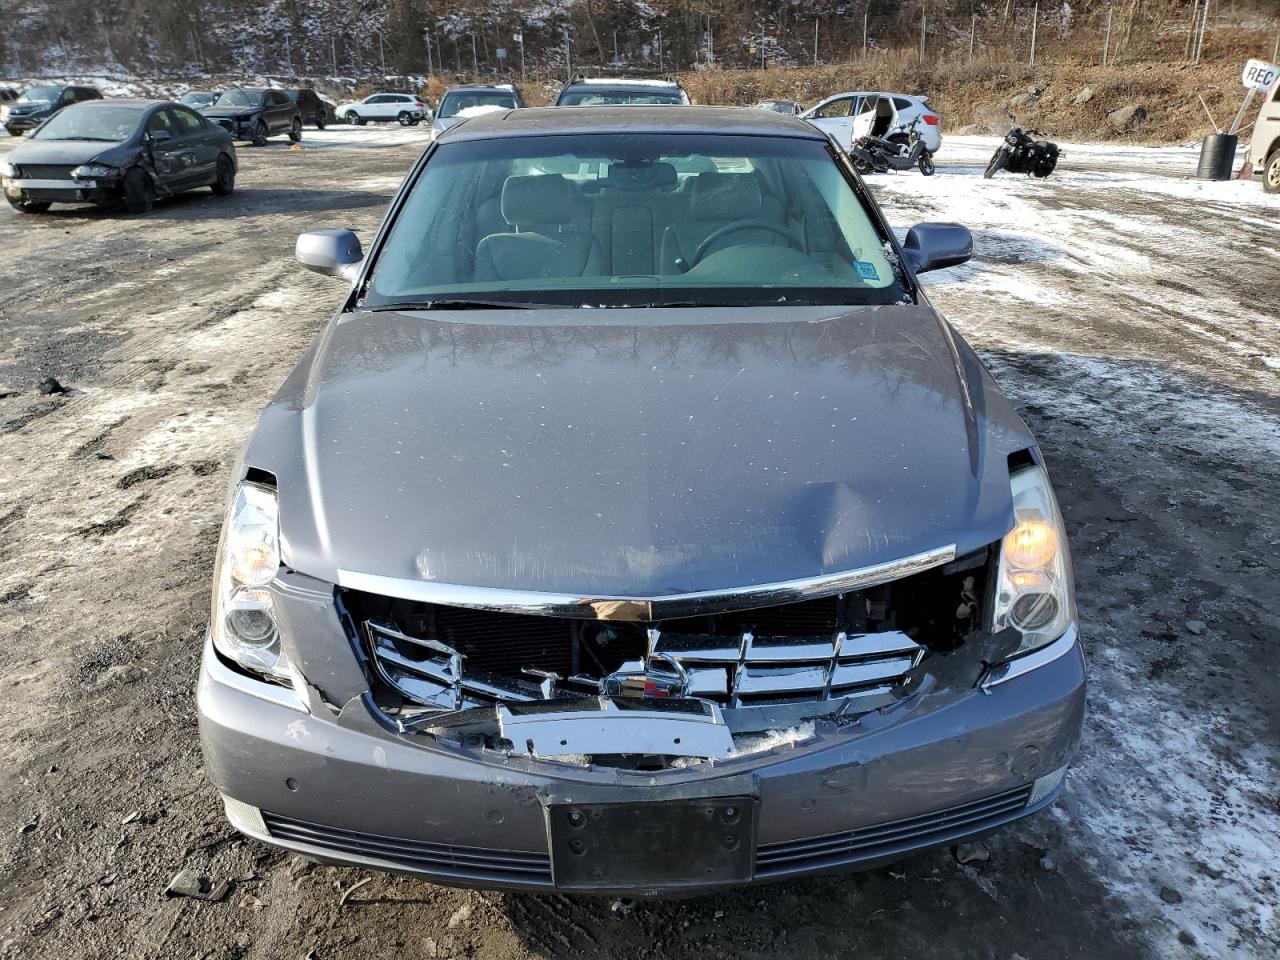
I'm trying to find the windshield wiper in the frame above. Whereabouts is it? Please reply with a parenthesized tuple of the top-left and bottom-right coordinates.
(364, 299, 538, 312)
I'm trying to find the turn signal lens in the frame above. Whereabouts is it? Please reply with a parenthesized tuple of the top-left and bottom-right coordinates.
(1003, 518, 1058, 570)
(224, 484, 279, 586)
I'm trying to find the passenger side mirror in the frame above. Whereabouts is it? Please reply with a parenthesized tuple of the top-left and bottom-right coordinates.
(296, 228, 364, 281)
(901, 222, 973, 274)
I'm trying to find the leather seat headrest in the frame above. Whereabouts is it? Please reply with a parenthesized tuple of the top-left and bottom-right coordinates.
(502, 175, 574, 226)
(688, 173, 763, 221)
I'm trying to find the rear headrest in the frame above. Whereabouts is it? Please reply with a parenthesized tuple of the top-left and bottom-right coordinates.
(502, 175, 573, 226)
(604, 161, 677, 191)
(689, 173, 762, 221)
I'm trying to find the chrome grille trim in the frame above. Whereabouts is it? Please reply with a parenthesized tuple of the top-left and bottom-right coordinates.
(338, 543, 957, 622)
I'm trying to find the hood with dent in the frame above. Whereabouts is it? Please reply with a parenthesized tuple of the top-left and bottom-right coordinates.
(244, 305, 1035, 596)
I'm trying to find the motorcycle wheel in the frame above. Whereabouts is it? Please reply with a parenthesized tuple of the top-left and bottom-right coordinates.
(919, 152, 936, 176)
(853, 158, 873, 174)
(984, 149, 1008, 179)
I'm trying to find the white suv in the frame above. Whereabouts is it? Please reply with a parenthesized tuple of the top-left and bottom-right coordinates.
(803, 92, 942, 154)
(337, 93, 429, 126)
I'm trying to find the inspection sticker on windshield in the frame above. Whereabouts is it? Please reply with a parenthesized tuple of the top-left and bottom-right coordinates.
(854, 260, 880, 280)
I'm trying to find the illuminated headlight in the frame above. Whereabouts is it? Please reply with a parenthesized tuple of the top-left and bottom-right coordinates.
(0, 159, 15, 177)
(71, 164, 116, 179)
(991, 462, 1076, 656)
(211, 482, 292, 683)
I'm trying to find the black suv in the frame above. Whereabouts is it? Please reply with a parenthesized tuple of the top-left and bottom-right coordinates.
(285, 89, 334, 130)
(202, 89, 303, 146)
(4, 84, 102, 136)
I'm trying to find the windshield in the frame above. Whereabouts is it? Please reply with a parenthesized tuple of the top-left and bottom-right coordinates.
(32, 105, 145, 142)
(362, 133, 907, 310)
(558, 89, 684, 106)
(179, 92, 216, 105)
(214, 90, 262, 108)
(439, 91, 517, 119)
(19, 86, 62, 103)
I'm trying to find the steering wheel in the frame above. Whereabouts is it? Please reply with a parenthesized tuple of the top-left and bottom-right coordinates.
(688, 219, 803, 270)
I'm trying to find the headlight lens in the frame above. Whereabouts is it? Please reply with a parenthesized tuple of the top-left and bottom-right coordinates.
(992, 463, 1075, 655)
(211, 482, 291, 682)
(70, 164, 115, 179)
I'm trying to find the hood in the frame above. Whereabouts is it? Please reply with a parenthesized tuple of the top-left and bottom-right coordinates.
(6, 139, 121, 165)
(246, 305, 1034, 597)
(9, 100, 51, 113)
(202, 105, 256, 119)
(433, 116, 463, 131)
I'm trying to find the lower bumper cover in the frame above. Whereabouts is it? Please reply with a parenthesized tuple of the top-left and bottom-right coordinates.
(199, 636, 1085, 895)
(4, 177, 115, 203)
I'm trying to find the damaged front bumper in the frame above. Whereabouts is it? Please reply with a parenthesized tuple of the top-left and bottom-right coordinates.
(198, 618, 1085, 895)
(2, 175, 119, 204)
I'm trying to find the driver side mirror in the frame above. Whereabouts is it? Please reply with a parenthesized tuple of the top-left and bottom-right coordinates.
(149, 129, 171, 143)
(296, 228, 364, 281)
(902, 222, 972, 274)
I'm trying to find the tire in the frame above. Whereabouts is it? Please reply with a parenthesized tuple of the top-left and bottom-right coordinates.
(315, 114, 327, 130)
(252, 121, 268, 147)
(397, 111, 413, 126)
(211, 154, 235, 196)
(1264, 149, 1280, 194)
(345, 111, 364, 126)
(6, 126, 22, 137)
(288, 117, 302, 142)
(6, 195, 51, 213)
(983, 148, 1008, 179)
(918, 152, 936, 176)
(122, 168, 154, 214)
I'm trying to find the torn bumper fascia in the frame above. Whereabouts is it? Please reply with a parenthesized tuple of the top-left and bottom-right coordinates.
(198, 610, 1085, 893)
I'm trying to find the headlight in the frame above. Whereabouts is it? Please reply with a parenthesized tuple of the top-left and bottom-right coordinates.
(991, 462, 1075, 655)
(70, 164, 115, 179)
(211, 482, 291, 682)
(0, 159, 15, 177)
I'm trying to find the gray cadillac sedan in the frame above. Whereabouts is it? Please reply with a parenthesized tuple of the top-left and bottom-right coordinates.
(198, 107, 1085, 896)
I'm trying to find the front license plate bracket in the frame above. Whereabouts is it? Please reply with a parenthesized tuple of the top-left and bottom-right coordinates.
(548, 796, 756, 890)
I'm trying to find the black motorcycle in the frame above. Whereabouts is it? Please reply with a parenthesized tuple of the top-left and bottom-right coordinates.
(850, 118, 936, 176)
(984, 127, 1061, 179)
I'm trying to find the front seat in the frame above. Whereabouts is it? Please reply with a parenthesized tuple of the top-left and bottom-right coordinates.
(661, 173, 784, 273)
(475, 175, 596, 282)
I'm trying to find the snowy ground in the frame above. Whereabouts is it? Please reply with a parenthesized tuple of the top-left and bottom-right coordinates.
(0, 134, 1276, 960)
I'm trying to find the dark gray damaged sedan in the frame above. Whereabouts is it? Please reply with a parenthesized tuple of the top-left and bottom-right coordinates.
(199, 107, 1084, 896)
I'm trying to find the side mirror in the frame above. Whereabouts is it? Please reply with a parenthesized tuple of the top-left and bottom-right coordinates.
(149, 129, 171, 143)
(296, 228, 364, 281)
(902, 222, 972, 274)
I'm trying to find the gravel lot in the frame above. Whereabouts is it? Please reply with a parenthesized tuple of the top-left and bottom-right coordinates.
(0, 128, 1276, 960)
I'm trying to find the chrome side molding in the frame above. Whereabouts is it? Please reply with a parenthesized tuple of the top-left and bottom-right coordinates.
(338, 544, 957, 622)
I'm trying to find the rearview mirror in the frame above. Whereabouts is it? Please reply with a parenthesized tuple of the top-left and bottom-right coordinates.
(296, 228, 364, 281)
(901, 222, 973, 274)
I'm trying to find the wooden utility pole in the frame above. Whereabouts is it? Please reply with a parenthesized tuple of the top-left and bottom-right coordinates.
(1029, 3, 1038, 65)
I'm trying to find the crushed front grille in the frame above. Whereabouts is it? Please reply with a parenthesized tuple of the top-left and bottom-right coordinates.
(341, 546, 991, 716)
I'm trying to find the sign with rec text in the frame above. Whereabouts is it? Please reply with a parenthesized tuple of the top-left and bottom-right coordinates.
(1241, 59, 1279, 93)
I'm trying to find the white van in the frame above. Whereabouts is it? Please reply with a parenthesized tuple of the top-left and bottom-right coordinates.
(1249, 76, 1280, 192)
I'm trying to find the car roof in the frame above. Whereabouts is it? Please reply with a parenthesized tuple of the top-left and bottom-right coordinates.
(440, 105, 826, 141)
(445, 84, 518, 93)
(71, 98, 163, 108)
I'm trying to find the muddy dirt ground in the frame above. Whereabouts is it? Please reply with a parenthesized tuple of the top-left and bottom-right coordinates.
(0, 129, 1276, 960)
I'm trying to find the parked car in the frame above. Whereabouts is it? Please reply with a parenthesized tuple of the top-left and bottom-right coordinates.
(336, 92, 428, 126)
(178, 90, 222, 111)
(803, 91, 941, 154)
(431, 84, 523, 138)
(553, 74, 689, 106)
(203, 89, 302, 146)
(284, 89, 335, 130)
(199, 106, 1084, 897)
(3, 84, 102, 136)
(754, 99, 803, 115)
(0, 99, 236, 214)
(1249, 73, 1280, 193)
